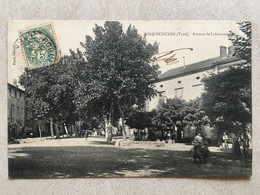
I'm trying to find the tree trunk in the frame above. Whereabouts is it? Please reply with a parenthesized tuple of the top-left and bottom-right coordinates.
(54, 123, 60, 139)
(71, 125, 75, 136)
(50, 118, 54, 139)
(64, 123, 69, 137)
(132, 131, 136, 141)
(105, 117, 112, 143)
(105, 117, 108, 140)
(108, 103, 113, 142)
(241, 122, 248, 160)
(69, 125, 72, 136)
(145, 127, 149, 141)
(117, 101, 126, 141)
(176, 125, 183, 141)
(107, 124, 112, 143)
(105, 102, 113, 143)
(38, 125, 42, 139)
(75, 121, 81, 137)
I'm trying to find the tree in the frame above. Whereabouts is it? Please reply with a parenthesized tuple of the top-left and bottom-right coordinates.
(182, 98, 210, 130)
(20, 67, 53, 139)
(202, 66, 251, 156)
(201, 21, 252, 155)
(19, 51, 84, 139)
(80, 21, 160, 140)
(151, 97, 209, 141)
(202, 67, 251, 134)
(126, 111, 153, 140)
(152, 98, 186, 140)
(228, 21, 251, 64)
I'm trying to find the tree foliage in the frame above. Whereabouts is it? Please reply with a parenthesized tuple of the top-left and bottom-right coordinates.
(152, 97, 208, 131)
(80, 21, 160, 140)
(201, 21, 252, 135)
(19, 21, 160, 141)
(20, 54, 81, 124)
(182, 98, 210, 128)
(228, 21, 251, 64)
(201, 67, 251, 133)
(152, 98, 186, 130)
(19, 51, 85, 138)
(126, 111, 154, 130)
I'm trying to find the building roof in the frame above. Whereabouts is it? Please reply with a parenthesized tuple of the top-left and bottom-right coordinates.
(158, 55, 243, 82)
(212, 56, 244, 65)
(158, 56, 221, 82)
(8, 83, 25, 92)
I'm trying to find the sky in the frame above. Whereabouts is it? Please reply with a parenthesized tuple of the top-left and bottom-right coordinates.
(8, 20, 241, 86)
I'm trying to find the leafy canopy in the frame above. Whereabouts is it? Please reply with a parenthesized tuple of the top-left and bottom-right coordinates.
(80, 21, 160, 112)
(228, 21, 251, 64)
(201, 67, 251, 131)
(19, 52, 83, 124)
(151, 98, 208, 130)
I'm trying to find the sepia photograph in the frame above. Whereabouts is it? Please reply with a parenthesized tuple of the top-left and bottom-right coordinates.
(7, 20, 252, 178)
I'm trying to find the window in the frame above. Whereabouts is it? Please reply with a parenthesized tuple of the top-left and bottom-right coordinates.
(15, 90, 17, 98)
(158, 91, 165, 97)
(196, 76, 200, 80)
(175, 87, 183, 98)
(178, 81, 181, 84)
(192, 84, 202, 87)
(192, 84, 203, 96)
(160, 84, 163, 88)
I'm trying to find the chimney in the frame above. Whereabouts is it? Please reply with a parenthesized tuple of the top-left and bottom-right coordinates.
(13, 79, 18, 87)
(228, 46, 235, 56)
(220, 46, 227, 58)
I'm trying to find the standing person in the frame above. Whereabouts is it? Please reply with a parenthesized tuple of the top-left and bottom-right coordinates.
(222, 132, 229, 148)
(193, 132, 203, 151)
(167, 132, 172, 144)
(193, 132, 208, 163)
(85, 130, 88, 140)
(247, 133, 252, 148)
(239, 132, 249, 154)
(232, 133, 241, 155)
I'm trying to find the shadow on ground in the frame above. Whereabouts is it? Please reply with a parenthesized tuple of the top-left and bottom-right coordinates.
(8, 145, 251, 179)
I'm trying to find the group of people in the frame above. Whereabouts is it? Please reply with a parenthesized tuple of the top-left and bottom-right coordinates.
(196, 131, 251, 149)
(191, 130, 251, 163)
(222, 132, 251, 150)
(192, 132, 209, 163)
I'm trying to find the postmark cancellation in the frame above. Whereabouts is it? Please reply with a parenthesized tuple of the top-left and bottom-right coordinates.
(19, 23, 61, 69)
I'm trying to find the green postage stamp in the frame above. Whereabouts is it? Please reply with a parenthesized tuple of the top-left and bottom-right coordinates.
(19, 23, 61, 69)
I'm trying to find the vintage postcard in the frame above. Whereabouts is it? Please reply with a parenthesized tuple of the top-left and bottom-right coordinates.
(7, 20, 252, 178)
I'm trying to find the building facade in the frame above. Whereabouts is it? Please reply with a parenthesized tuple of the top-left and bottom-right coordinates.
(147, 46, 245, 111)
(8, 82, 26, 137)
(146, 46, 245, 143)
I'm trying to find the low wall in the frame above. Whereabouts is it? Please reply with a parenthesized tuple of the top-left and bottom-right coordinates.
(115, 140, 165, 147)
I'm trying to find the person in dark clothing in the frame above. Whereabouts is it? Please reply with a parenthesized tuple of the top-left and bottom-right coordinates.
(232, 134, 241, 155)
(193, 132, 209, 163)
